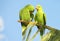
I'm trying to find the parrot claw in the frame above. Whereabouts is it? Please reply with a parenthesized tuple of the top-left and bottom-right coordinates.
(33, 22, 37, 25)
(30, 22, 37, 25)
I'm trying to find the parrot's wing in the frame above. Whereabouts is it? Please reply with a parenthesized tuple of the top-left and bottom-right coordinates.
(34, 13, 38, 22)
(20, 8, 31, 21)
(43, 13, 46, 25)
(19, 8, 31, 40)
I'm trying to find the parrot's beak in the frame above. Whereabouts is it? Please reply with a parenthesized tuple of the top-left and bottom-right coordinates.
(35, 7, 37, 9)
(35, 7, 38, 11)
(30, 10, 34, 14)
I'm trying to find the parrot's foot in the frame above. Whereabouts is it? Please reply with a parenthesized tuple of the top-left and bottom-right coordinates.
(33, 22, 37, 25)
(27, 22, 37, 28)
(39, 25, 42, 29)
(29, 22, 37, 25)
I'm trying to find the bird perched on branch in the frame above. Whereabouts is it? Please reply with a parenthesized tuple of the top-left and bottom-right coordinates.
(35, 5, 46, 38)
(19, 4, 34, 40)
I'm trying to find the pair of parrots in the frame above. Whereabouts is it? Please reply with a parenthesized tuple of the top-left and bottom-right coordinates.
(19, 4, 46, 38)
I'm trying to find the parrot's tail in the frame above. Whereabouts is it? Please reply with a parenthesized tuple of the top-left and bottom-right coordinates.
(37, 26, 45, 39)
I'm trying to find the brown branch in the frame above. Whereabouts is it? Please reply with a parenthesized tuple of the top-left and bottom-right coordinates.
(18, 20, 29, 24)
(18, 20, 57, 31)
(44, 25, 57, 31)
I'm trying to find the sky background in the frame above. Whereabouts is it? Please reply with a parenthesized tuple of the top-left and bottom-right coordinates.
(0, 0, 60, 41)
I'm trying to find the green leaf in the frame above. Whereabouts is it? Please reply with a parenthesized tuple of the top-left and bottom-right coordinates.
(29, 29, 40, 41)
(26, 27, 33, 41)
(42, 29, 60, 41)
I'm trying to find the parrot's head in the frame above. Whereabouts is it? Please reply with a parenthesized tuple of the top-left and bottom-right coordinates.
(25, 4, 34, 14)
(36, 5, 42, 11)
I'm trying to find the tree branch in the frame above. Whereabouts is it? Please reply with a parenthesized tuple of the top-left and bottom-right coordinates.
(18, 20, 56, 31)
(18, 20, 30, 25)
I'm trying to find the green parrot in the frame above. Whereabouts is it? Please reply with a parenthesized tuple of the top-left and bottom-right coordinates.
(19, 4, 34, 40)
(35, 5, 46, 38)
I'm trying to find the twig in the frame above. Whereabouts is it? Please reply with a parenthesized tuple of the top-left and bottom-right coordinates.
(44, 25, 57, 31)
(18, 20, 30, 25)
(18, 20, 57, 31)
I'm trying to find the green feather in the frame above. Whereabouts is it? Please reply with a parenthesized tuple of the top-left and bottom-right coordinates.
(35, 5, 46, 37)
(19, 4, 34, 40)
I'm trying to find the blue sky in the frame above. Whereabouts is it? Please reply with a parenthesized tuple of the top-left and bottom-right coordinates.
(0, 0, 60, 41)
